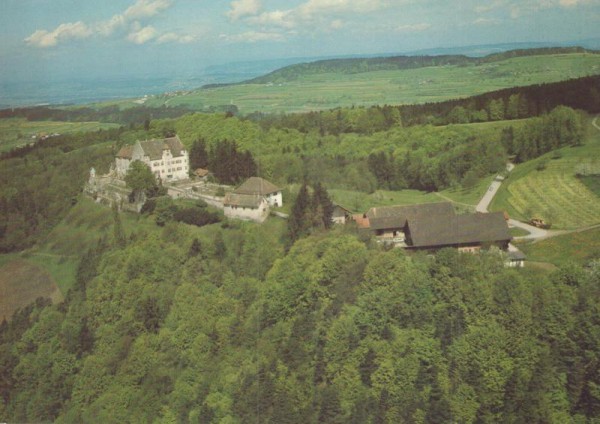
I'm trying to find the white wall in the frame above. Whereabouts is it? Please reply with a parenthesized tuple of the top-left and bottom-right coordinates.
(119, 142, 189, 182)
(224, 200, 269, 223)
(266, 191, 283, 207)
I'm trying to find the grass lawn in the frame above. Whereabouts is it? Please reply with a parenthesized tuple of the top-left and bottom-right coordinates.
(0, 118, 120, 153)
(519, 227, 600, 267)
(329, 188, 442, 213)
(138, 53, 600, 114)
(509, 227, 531, 237)
(579, 175, 600, 197)
(490, 119, 600, 229)
(439, 174, 497, 207)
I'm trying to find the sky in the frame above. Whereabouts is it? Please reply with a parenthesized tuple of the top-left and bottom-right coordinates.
(1, 0, 600, 83)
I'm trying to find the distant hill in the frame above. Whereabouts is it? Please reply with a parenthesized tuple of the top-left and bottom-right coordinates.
(203, 47, 597, 88)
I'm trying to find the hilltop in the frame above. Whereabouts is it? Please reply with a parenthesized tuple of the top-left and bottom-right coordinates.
(143, 47, 600, 114)
(209, 47, 598, 86)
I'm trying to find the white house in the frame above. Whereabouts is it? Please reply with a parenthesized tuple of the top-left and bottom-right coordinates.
(223, 193, 269, 223)
(116, 136, 189, 182)
(233, 177, 282, 207)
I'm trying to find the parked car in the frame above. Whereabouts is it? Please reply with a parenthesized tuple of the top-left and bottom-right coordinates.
(529, 217, 552, 229)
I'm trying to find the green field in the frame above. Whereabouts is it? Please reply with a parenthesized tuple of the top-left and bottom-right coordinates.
(136, 53, 600, 114)
(519, 227, 600, 267)
(329, 188, 442, 213)
(580, 175, 600, 197)
(491, 119, 600, 229)
(0, 118, 120, 152)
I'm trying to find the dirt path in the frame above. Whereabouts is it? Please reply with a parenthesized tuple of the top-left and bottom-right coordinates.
(433, 192, 474, 208)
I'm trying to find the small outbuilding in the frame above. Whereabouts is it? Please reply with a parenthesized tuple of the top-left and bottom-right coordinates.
(234, 177, 282, 208)
(332, 204, 353, 225)
(223, 193, 269, 223)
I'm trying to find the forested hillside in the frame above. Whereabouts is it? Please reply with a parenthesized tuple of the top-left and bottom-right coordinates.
(1, 213, 599, 422)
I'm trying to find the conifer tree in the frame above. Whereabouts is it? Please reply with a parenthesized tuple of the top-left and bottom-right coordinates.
(288, 183, 311, 243)
(189, 138, 209, 170)
(312, 182, 334, 229)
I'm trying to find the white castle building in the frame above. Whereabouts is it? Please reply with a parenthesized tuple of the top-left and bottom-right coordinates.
(116, 136, 189, 182)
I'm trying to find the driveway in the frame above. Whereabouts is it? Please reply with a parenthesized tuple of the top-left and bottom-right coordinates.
(476, 180, 502, 213)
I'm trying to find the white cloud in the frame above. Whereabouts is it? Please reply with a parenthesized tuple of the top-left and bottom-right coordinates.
(472, 17, 501, 25)
(395, 23, 431, 32)
(157, 32, 195, 43)
(330, 19, 344, 29)
(475, 0, 599, 19)
(25, 21, 92, 47)
(220, 31, 285, 43)
(95, 14, 127, 36)
(236, 0, 394, 37)
(297, 0, 386, 17)
(226, 0, 262, 21)
(24, 0, 195, 48)
(246, 10, 296, 28)
(127, 23, 158, 44)
(124, 0, 172, 19)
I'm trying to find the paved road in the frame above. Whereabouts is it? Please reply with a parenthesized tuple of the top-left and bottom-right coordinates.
(476, 180, 502, 213)
(509, 219, 553, 240)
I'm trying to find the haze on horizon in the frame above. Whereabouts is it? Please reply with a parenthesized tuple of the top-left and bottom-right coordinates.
(1, 0, 599, 85)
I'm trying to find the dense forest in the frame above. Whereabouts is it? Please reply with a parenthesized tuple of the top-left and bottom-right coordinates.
(1, 214, 599, 422)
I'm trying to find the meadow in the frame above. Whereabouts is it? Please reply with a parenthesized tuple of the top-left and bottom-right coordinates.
(0, 118, 120, 152)
(490, 118, 600, 229)
(518, 227, 600, 266)
(140, 53, 600, 114)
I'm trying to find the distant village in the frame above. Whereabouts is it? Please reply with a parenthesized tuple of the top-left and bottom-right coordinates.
(85, 135, 525, 267)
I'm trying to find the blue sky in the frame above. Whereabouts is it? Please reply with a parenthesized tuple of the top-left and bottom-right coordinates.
(1, 0, 600, 82)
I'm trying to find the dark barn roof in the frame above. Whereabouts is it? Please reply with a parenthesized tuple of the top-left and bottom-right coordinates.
(366, 202, 455, 231)
(408, 212, 511, 248)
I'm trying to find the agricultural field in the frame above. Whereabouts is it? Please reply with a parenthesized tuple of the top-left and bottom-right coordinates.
(518, 227, 600, 267)
(140, 53, 600, 114)
(491, 118, 600, 229)
(0, 118, 120, 153)
(579, 175, 600, 197)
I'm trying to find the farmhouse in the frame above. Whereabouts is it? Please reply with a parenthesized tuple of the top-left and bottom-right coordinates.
(116, 136, 189, 182)
(358, 202, 512, 252)
(233, 177, 282, 207)
(223, 193, 269, 223)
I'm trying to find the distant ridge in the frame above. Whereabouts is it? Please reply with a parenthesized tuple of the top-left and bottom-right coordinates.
(201, 46, 598, 89)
